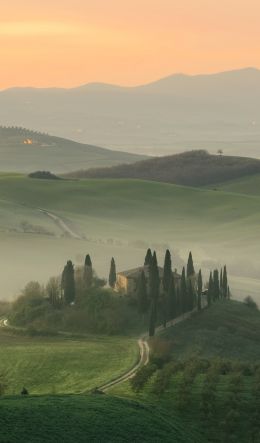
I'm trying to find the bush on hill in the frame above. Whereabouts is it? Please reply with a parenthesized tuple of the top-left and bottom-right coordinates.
(28, 171, 60, 180)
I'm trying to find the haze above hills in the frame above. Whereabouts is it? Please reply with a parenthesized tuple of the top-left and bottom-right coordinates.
(1, 68, 260, 158)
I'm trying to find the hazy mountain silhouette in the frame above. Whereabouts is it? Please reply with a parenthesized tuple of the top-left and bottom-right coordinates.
(1, 68, 260, 158)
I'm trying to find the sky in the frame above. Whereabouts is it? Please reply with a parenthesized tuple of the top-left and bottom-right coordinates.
(0, 0, 259, 88)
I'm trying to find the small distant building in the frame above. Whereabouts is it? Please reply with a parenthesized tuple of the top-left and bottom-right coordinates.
(115, 265, 181, 296)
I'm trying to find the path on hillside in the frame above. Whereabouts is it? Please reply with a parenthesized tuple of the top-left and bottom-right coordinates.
(99, 310, 196, 392)
(0, 310, 197, 394)
(38, 209, 82, 240)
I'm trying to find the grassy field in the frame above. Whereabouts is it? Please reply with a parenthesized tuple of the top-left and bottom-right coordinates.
(216, 173, 260, 196)
(0, 174, 260, 302)
(0, 394, 201, 443)
(0, 331, 137, 395)
(159, 300, 260, 361)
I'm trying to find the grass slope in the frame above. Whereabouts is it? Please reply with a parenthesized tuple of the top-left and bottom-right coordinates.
(0, 127, 146, 174)
(216, 173, 260, 196)
(1, 174, 260, 301)
(0, 395, 199, 443)
(67, 150, 260, 186)
(161, 300, 260, 361)
(0, 331, 137, 394)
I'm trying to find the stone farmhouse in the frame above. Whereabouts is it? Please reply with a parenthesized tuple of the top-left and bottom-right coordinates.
(115, 265, 182, 296)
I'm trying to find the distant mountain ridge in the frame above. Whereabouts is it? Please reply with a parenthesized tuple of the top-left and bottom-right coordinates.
(0, 126, 147, 174)
(66, 150, 260, 187)
(1, 68, 260, 158)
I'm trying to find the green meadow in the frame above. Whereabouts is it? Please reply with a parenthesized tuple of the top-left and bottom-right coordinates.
(0, 395, 199, 443)
(0, 330, 137, 395)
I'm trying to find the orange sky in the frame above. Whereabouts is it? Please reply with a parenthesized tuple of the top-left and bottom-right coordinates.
(0, 0, 260, 88)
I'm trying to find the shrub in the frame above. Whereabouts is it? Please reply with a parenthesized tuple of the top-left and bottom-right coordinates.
(244, 296, 258, 310)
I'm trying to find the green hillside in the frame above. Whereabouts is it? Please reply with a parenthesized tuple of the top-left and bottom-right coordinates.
(0, 330, 137, 395)
(0, 127, 147, 174)
(216, 173, 260, 196)
(111, 301, 260, 443)
(161, 300, 260, 361)
(0, 174, 260, 302)
(0, 395, 201, 443)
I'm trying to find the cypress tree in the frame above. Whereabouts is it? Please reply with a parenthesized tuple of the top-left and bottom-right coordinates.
(197, 269, 203, 311)
(137, 270, 149, 316)
(109, 257, 117, 289)
(213, 269, 220, 301)
(168, 275, 177, 320)
(207, 272, 213, 307)
(83, 254, 93, 289)
(62, 260, 75, 305)
(187, 252, 195, 278)
(223, 265, 228, 299)
(176, 285, 181, 317)
(163, 249, 172, 293)
(148, 251, 160, 337)
(220, 268, 223, 298)
(144, 248, 153, 266)
(187, 279, 194, 311)
(180, 267, 187, 314)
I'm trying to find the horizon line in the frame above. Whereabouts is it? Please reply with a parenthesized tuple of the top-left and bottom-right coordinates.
(0, 66, 259, 92)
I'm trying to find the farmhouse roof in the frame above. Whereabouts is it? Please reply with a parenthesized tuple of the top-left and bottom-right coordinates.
(118, 265, 181, 280)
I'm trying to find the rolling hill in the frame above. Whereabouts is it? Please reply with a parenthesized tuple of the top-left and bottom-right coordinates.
(1, 175, 260, 302)
(0, 395, 200, 443)
(111, 301, 260, 443)
(1, 68, 260, 157)
(66, 150, 260, 186)
(0, 127, 147, 173)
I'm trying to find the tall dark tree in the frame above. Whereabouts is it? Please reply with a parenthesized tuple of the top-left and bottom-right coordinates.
(223, 265, 228, 299)
(168, 275, 177, 320)
(207, 272, 213, 307)
(61, 260, 75, 305)
(144, 248, 153, 266)
(137, 270, 149, 317)
(220, 268, 223, 298)
(83, 254, 93, 289)
(149, 251, 160, 337)
(213, 269, 220, 301)
(187, 252, 195, 278)
(180, 267, 187, 314)
(197, 269, 203, 311)
(187, 279, 194, 311)
(109, 257, 117, 289)
(163, 249, 172, 293)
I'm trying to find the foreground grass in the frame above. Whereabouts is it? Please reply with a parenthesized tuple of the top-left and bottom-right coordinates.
(0, 332, 137, 394)
(0, 394, 200, 443)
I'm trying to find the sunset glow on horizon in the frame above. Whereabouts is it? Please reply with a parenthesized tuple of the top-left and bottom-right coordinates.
(1, 0, 260, 89)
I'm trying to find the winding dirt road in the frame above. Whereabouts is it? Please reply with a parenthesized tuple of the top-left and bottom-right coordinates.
(99, 310, 197, 392)
(38, 208, 82, 240)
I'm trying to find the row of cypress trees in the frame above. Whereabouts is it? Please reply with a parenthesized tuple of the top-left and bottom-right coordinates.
(60, 250, 229, 337)
(137, 249, 229, 336)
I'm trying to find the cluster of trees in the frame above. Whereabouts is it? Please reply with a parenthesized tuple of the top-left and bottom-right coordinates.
(11, 249, 229, 335)
(135, 248, 229, 337)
